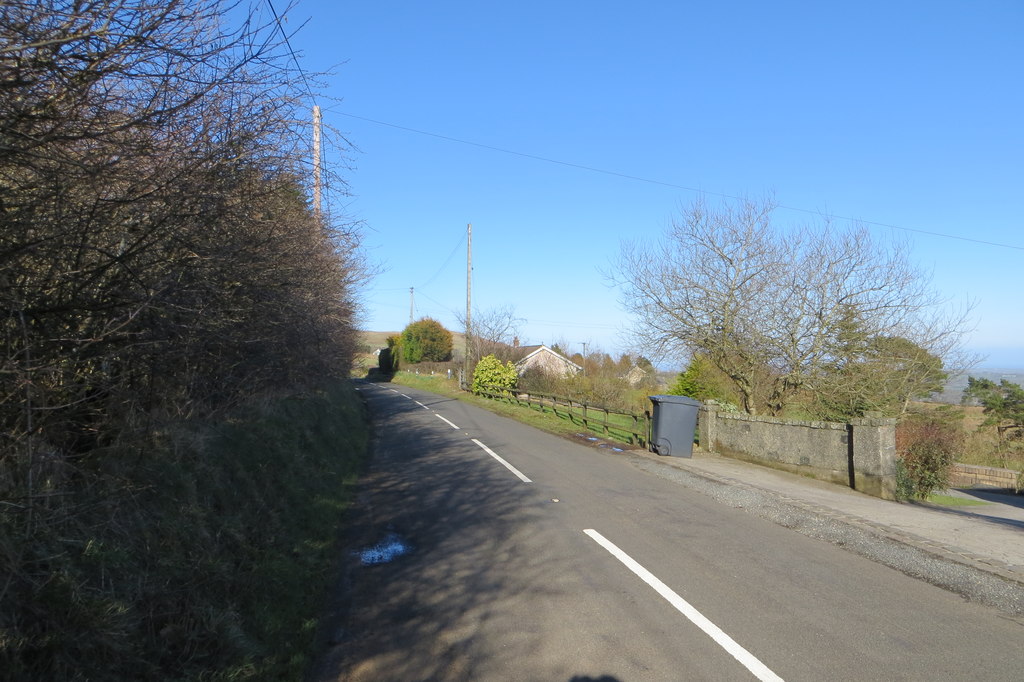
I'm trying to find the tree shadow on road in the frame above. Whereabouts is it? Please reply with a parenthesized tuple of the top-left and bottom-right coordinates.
(311, 383, 616, 681)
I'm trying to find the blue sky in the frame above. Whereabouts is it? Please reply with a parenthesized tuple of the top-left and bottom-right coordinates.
(275, 0, 1023, 369)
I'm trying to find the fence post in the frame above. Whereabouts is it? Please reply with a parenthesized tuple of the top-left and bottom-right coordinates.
(470, 387, 652, 449)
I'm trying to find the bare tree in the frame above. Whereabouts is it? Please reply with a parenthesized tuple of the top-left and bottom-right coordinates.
(456, 304, 524, 362)
(1, 0, 366, 429)
(613, 195, 974, 416)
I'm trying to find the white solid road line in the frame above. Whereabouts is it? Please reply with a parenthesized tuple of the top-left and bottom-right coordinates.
(436, 414, 460, 430)
(583, 529, 784, 682)
(471, 439, 533, 483)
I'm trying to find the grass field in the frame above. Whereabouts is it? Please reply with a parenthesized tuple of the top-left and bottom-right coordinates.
(354, 330, 469, 377)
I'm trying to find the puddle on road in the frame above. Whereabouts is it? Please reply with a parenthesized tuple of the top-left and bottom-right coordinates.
(575, 432, 626, 453)
(357, 532, 412, 566)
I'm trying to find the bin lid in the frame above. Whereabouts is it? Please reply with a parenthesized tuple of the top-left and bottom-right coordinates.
(648, 394, 701, 406)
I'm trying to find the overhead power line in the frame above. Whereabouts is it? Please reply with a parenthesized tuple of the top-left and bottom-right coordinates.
(264, 1, 338, 223)
(416, 290, 459, 315)
(417, 233, 466, 290)
(265, 0, 316, 103)
(334, 111, 1024, 252)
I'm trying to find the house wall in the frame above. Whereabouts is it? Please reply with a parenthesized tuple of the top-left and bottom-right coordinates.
(698, 403, 898, 500)
(517, 350, 577, 377)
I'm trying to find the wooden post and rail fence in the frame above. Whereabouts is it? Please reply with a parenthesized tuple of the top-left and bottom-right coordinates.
(473, 385, 651, 447)
(469, 384, 1023, 498)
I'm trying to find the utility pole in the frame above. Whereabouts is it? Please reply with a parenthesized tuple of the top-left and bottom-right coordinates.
(312, 104, 322, 218)
(464, 223, 472, 387)
(581, 342, 588, 376)
(409, 287, 414, 325)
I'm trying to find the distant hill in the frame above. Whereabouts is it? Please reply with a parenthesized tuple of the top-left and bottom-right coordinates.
(357, 330, 468, 353)
(358, 331, 398, 352)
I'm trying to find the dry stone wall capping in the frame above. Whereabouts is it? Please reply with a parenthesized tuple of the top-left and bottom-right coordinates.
(698, 402, 898, 500)
(949, 463, 1019, 490)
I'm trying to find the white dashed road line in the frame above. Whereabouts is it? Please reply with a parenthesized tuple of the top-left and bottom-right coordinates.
(584, 529, 784, 682)
(436, 414, 460, 430)
(382, 384, 774, 677)
(472, 439, 532, 483)
(386, 386, 531, 482)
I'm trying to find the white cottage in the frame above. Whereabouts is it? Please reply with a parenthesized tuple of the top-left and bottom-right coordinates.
(513, 345, 582, 378)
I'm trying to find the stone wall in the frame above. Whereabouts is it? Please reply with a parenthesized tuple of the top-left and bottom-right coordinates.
(949, 463, 1020, 491)
(698, 403, 898, 500)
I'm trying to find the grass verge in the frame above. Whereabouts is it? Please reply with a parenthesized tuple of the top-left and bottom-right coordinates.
(925, 493, 991, 507)
(389, 372, 647, 447)
(1, 380, 370, 681)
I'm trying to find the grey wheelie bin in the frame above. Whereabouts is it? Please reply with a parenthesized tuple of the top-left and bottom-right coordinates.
(648, 395, 700, 457)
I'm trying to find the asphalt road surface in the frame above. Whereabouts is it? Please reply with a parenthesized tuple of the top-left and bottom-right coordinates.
(312, 381, 1024, 681)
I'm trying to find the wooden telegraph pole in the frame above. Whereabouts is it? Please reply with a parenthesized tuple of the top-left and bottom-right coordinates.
(312, 105, 322, 217)
(464, 223, 472, 388)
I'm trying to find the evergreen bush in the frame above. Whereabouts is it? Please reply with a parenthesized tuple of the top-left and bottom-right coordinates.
(401, 318, 453, 364)
(472, 355, 517, 394)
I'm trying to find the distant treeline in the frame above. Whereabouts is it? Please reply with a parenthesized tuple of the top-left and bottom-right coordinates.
(931, 370, 1024, 404)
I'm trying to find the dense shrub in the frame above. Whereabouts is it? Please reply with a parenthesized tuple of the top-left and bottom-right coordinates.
(517, 367, 563, 395)
(401, 318, 453, 363)
(895, 414, 963, 500)
(1, 2, 368, 679)
(669, 353, 742, 410)
(379, 335, 401, 373)
(0, 382, 369, 681)
(472, 355, 518, 394)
